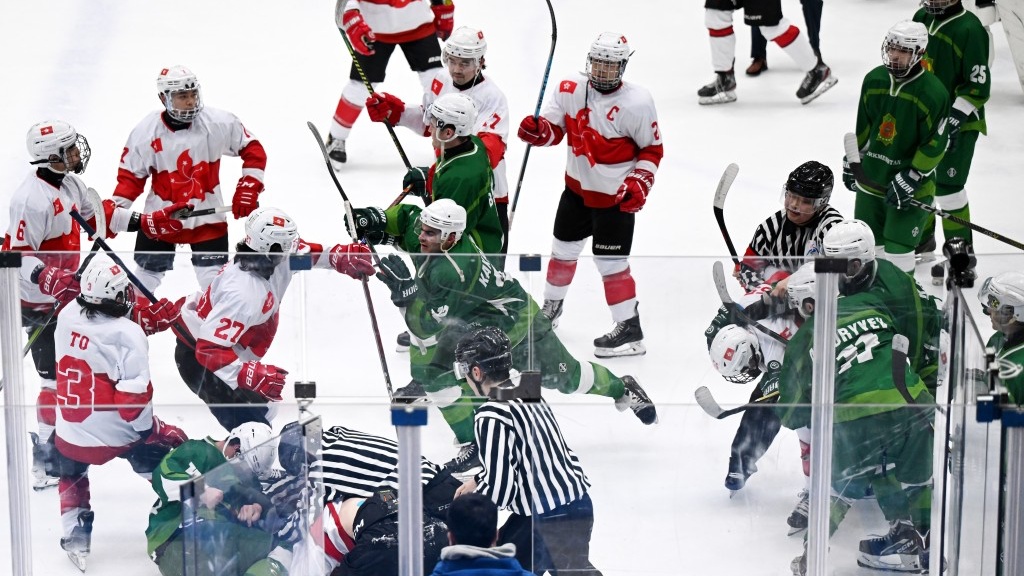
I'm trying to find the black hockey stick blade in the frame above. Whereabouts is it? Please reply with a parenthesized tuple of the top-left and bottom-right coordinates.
(891, 334, 916, 405)
(712, 163, 742, 266)
(712, 261, 788, 346)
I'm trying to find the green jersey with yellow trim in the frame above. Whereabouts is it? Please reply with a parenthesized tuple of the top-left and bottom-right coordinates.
(994, 332, 1024, 405)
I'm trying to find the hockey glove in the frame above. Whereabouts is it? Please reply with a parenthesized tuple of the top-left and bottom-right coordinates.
(233, 175, 263, 219)
(342, 9, 376, 56)
(616, 168, 655, 213)
(365, 92, 406, 125)
(140, 201, 191, 240)
(34, 266, 81, 305)
(329, 243, 376, 279)
(886, 168, 921, 210)
(517, 115, 561, 147)
(145, 416, 188, 448)
(402, 166, 430, 198)
(431, 1, 455, 40)
(946, 107, 969, 153)
(133, 296, 185, 336)
(238, 361, 288, 402)
(736, 265, 765, 293)
(345, 207, 387, 239)
(375, 254, 419, 308)
(842, 156, 857, 192)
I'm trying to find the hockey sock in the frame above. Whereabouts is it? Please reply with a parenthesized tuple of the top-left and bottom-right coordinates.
(882, 243, 916, 273)
(827, 496, 852, 536)
(941, 204, 973, 245)
(331, 80, 370, 140)
(544, 258, 577, 301)
(37, 386, 58, 435)
(761, 20, 817, 71)
(582, 363, 625, 399)
(904, 482, 932, 535)
(59, 475, 91, 517)
(872, 474, 911, 523)
(132, 266, 165, 294)
(601, 268, 637, 322)
(438, 397, 478, 444)
(705, 9, 736, 72)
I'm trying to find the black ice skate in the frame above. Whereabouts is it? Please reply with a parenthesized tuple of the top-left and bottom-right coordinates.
(444, 442, 481, 480)
(594, 304, 646, 358)
(326, 135, 347, 167)
(796, 62, 838, 104)
(614, 376, 658, 425)
(724, 455, 757, 494)
(698, 70, 737, 105)
(914, 234, 937, 264)
(541, 299, 563, 328)
(857, 520, 925, 573)
(787, 489, 809, 535)
(392, 379, 427, 405)
(60, 510, 94, 572)
(396, 330, 411, 353)
(30, 432, 59, 491)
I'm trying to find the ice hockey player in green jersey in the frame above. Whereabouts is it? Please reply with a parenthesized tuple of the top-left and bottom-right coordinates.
(777, 263, 936, 575)
(146, 423, 281, 576)
(843, 20, 950, 273)
(912, 0, 991, 271)
(978, 272, 1024, 405)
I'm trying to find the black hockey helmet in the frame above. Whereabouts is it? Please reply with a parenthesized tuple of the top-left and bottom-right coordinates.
(785, 160, 834, 211)
(454, 326, 513, 381)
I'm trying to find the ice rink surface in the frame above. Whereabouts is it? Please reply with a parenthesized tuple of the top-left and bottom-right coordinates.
(1, 0, 1021, 574)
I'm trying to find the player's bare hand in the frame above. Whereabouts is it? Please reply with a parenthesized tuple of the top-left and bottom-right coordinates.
(199, 487, 224, 509)
(236, 503, 263, 526)
(455, 477, 478, 498)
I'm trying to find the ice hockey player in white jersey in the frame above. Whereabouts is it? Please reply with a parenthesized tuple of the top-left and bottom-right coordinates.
(174, 207, 375, 431)
(112, 65, 269, 293)
(51, 255, 187, 571)
(365, 25, 512, 241)
(517, 31, 664, 358)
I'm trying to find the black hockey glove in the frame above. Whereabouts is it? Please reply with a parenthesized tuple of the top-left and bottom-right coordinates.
(946, 107, 969, 153)
(376, 254, 418, 307)
(736, 265, 765, 292)
(886, 168, 922, 210)
(402, 166, 431, 198)
(345, 207, 387, 239)
(842, 155, 857, 192)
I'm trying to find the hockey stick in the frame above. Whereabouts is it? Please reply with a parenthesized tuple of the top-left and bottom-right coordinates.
(712, 261, 788, 346)
(891, 334, 916, 405)
(307, 122, 395, 400)
(174, 205, 233, 219)
(694, 385, 779, 419)
(507, 0, 557, 232)
(842, 132, 1024, 252)
(712, 163, 742, 266)
(334, 6, 413, 170)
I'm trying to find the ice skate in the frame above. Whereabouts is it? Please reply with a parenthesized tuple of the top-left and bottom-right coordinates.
(857, 520, 925, 573)
(326, 135, 347, 167)
(615, 375, 658, 425)
(791, 549, 806, 576)
(60, 510, 94, 572)
(787, 489, 809, 535)
(444, 442, 481, 480)
(914, 235, 937, 264)
(594, 304, 646, 358)
(392, 379, 427, 405)
(697, 71, 737, 105)
(724, 455, 757, 494)
(31, 432, 59, 491)
(745, 58, 768, 77)
(396, 330, 411, 353)
(796, 62, 838, 104)
(541, 299, 563, 328)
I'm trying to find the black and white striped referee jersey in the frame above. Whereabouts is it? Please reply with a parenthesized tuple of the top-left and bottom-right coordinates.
(743, 205, 844, 281)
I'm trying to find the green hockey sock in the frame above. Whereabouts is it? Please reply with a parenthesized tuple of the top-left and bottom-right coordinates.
(438, 395, 478, 444)
(584, 362, 625, 399)
(940, 203, 973, 245)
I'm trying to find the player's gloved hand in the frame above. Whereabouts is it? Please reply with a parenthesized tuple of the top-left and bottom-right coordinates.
(140, 201, 191, 240)
(375, 254, 418, 307)
(34, 266, 81, 305)
(133, 296, 185, 335)
(329, 243, 376, 279)
(345, 207, 387, 239)
(517, 115, 560, 147)
(736, 265, 765, 293)
(145, 416, 188, 448)
(946, 107, 969, 153)
(365, 92, 406, 125)
(616, 168, 655, 213)
(886, 168, 922, 210)
(233, 175, 263, 219)
(238, 361, 288, 401)
(402, 166, 430, 198)
(342, 9, 376, 56)
(431, 1, 455, 40)
(842, 156, 857, 192)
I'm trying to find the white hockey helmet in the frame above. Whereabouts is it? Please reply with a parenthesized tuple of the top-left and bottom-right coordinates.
(978, 272, 1024, 324)
(226, 422, 278, 479)
(587, 32, 631, 91)
(786, 262, 818, 319)
(444, 26, 487, 64)
(77, 255, 135, 317)
(882, 21, 928, 78)
(26, 120, 91, 174)
(243, 207, 299, 254)
(157, 65, 203, 122)
(420, 198, 467, 245)
(823, 219, 877, 294)
(709, 324, 763, 384)
(428, 93, 478, 139)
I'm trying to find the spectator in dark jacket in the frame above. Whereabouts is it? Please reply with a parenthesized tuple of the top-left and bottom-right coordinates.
(430, 493, 532, 575)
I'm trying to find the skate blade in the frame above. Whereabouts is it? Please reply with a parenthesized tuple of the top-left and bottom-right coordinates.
(395, 343, 410, 353)
(915, 252, 937, 264)
(698, 92, 737, 106)
(856, 554, 923, 573)
(787, 525, 807, 537)
(33, 477, 59, 491)
(594, 341, 647, 359)
(799, 76, 838, 105)
(66, 550, 88, 572)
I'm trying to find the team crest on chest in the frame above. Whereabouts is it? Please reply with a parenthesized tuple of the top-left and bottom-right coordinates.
(53, 198, 64, 215)
(262, 291, 275, 314)
(151, 138, 163, 153)
(877, 114, 897, 146)
(431, 78, 443, 95)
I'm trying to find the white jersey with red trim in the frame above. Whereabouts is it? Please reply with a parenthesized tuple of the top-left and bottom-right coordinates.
(2, 170, 96, 308)
(340, 0, 435, 44)
(733, 287, 799, 364)
(539, 72, 664, 208)
(319, 499, 356, 571)
(54, 299, 153, 465)
(399, 72, 511, 200)
(113, 107, 267, 244)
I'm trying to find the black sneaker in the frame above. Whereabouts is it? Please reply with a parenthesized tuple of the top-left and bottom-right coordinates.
(615, 375, 657, 425)
(396, 331, 411, 353)
(698, 70, 737, 105)
(444, 442, 481, 479)
(594, 304, 646, 358)
(327, 135, 347, 166)
(796, 62, 838, 104)
(857, 520, 925, 573)
(541, 299, 563, 328)
(60, 510, 94, 572)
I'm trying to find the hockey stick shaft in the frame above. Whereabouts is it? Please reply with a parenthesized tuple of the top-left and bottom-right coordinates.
(507, 0, 557, 232)
(712, 163, 742, 267)
(712, 261, 788, 346)
(177, 205, 233, 219)
(843, 132, 1024, 252)
(695, 385, 778, 419)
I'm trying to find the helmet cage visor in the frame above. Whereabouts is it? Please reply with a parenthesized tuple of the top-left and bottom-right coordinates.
(882, 40, 922, 78)
(586, 56, 627, 90)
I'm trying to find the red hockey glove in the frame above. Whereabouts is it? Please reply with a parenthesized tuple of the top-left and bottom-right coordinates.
(133, 296, 185, 336)
(517, 115, 560, 147)
(431, 2, 455, 40)
(616, 168, 655, 213)
(35, 266, 80, 305)
(238, 361, 287, 401)
(233, 175, 263, 219)
(365, 92, 406, 125)
(329, 243, 376, 279)
(140, 201, 191, 240)
(342, 9, 376, 56)
(146, 416, 188, 448)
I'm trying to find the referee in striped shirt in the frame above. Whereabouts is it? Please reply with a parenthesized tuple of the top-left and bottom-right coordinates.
(452, 326, 601, 575)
